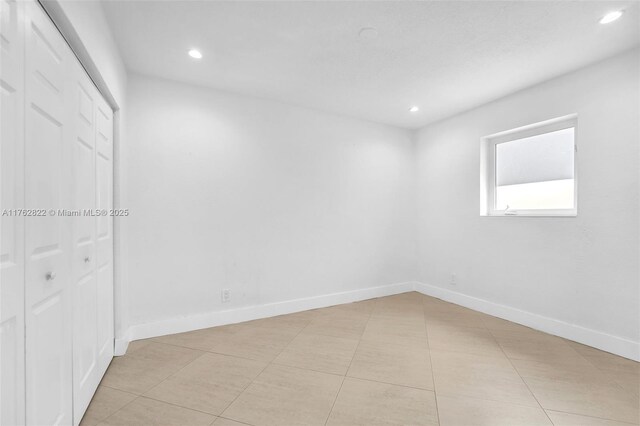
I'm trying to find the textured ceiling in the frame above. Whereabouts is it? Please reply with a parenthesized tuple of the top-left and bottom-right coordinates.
(102, 1, 640, 129)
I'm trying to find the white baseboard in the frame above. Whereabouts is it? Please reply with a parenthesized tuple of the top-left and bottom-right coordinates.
(114, 329, 131, 356)
(114, 279, 638, 362)
(413, 281, 640, 362)
(115, 281, 414, 355)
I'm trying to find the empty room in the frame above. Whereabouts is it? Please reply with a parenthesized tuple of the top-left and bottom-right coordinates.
(1, 0, 639, 425)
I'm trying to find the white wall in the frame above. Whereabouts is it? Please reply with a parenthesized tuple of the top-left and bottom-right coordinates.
(41, 1, 640, 358)
(44, 0, 126, 107)
(125, 74, 417, 328)
(415, 49, 640, 353)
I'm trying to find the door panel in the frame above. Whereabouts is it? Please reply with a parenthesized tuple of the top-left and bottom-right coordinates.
(30, 292, 66, 425)
(0, 0, 25, 424)
(0, 317, 20, 425)
(71, 71, 100, 423)
(2, 3, 115, 425)
(24, 2, 72, 425)
(95, 99, 113, 376)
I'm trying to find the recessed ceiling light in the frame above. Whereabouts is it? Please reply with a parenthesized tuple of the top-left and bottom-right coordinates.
(409, 106, 419, 113)
(599, 10, 623, 24)
(358, 27, 379, 40)
(188, 49, 203, 59)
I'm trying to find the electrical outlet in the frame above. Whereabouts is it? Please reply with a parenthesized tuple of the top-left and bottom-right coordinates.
(221, 289, 231, 303)
(450, 273, 457, 285)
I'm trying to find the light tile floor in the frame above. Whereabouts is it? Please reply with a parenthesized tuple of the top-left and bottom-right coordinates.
(82, 293, 639, 426)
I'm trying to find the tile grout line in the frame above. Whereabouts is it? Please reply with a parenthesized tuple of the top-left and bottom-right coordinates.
(484, 324, 625, 379)
(422, 300, 441, 426)
(269, 360, 350, 378)
(561, 341, 638, 395)
(99, 383, 140, 397)
(432, 390, 558, 411)
(93, 294, 636, 425)
(96, 396, 140, 425)
(426, 307, 638, 424)
(98, 348, 212, 424)
(215, 321, 308, 423)
(489, 326, 638, 424)
(426, 306, 560, 420)
(330, 374, 436, 392)
(138, 347, 208, 397)
(543, 408, 639, 425)
(322, 297, 378, 425)
(85, 382, 140, 425)
(489, 329, 556, 425)
(216, 416, 256, 426)
(133, 395, 218, 418)
(112, 307, 368, 424)
(103, 331, 279, 424)
(150, 336, 295, 365)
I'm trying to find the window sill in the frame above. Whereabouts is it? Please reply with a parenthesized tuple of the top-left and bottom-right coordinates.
(483, 210, 577, 217)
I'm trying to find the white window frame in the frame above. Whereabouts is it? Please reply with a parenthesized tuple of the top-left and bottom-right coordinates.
(480, 114, 578, 217)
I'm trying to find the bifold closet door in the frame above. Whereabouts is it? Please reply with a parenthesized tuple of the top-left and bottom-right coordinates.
(71, 63, 114, 423)
(94, 94, 114, 384)
(71, 67, 100, 423)
(0, 0, 26, 424)
(24, 1, 74, 425)
(1, 2, 114, 424)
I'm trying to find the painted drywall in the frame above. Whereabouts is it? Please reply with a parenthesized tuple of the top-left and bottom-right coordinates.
(102, 1, 640, 129)
(125, 74, 417, 327)
(415, 49, 640, 351)
(44, 0, 131, 343)
(41, 1, 640, 358)
(46, 0, 127, 106)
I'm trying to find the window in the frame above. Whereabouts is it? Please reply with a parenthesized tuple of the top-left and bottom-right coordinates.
(481, 114, 577, 216)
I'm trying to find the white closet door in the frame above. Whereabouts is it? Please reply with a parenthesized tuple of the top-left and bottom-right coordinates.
(70, 37, 114, 424)
(0, 0, 25, 424)
(71, 68, 99, 423)
(1, 2, 114, 424)
(23, 2, 73, 425)
(95, 95, 114, 378)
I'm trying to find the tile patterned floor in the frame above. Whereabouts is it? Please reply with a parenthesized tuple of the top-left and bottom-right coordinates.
(81, 293, 639, 426)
